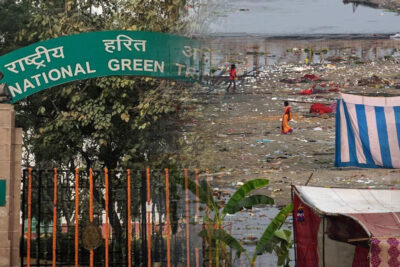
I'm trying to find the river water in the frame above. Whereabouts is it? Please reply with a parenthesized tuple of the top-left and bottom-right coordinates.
(206, 0, 400, 36)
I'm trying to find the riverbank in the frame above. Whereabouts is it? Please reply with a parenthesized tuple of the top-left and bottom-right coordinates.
(185, 57, 400, 206)
(344, 0, 400, 10)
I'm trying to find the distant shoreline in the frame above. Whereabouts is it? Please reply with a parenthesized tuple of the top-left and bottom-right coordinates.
(195, 33, 397, 40)
(343, 0, 400, 10)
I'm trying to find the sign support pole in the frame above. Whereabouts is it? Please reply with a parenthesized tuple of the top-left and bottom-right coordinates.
(0, 104, 22, 267)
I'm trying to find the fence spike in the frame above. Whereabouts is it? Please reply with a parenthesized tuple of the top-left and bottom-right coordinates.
(105, 168, 109, 267)
(52, 168, 58, 267)
(165, 168, 171, 267)
(27, 167, 32, 267)
(127, 169, 132, 267)
(75, 168, 79, 267)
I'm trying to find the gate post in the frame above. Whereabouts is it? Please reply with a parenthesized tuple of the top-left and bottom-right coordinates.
(0, 104, 22, 267)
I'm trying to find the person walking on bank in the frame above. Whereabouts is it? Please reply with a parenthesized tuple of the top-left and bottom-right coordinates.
(281, 101, 293, 134)
(226, 64, 237, 93)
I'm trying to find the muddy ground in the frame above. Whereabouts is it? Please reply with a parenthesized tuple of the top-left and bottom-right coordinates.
(186, 60, 400, 206)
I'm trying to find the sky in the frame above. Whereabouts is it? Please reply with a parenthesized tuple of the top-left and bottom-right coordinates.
(206, 0, 400, 35)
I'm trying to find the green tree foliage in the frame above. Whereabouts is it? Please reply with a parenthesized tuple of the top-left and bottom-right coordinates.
(18, 78, 194, 169)
(0, 0, 31, 53)
(10, 0, 197, 169)
(14, 0, 190, 44)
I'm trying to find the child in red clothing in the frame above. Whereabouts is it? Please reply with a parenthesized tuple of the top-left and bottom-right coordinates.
(226, 64, 237, 93)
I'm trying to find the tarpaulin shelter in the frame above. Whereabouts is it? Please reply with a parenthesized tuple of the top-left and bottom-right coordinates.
(335, 93, 400, 168)
(293, 185, 400, 267)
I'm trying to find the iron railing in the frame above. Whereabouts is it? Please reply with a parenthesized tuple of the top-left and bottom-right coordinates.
(20, 168, 206, 267)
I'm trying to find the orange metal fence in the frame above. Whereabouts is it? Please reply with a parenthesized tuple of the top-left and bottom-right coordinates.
(20, 168, 210, 266)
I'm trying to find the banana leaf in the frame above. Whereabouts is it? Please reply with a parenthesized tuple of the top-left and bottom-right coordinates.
(274, 229, 291, 243)
(199, 228, 249, 261)
(254, 203, 293, 256)
(226, 194, 274, 214)
(222, 179, 269, 215)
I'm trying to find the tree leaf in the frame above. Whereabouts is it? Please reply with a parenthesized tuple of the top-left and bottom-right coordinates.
(222, 179, 269, 215)
(254, 203, 293, 257)
(199, 228, 248, 260)
(274, 229, 291, 243)
(227, 195, 274, 214)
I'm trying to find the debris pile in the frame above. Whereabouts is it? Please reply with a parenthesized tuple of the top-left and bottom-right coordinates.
(357, 75, 390, 87)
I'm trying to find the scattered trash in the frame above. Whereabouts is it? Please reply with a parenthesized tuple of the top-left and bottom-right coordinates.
(185, 38, 400, 217)
(256, 139, 273, 143)
(358, 75, 390, 87)
(280, 74, 321, 84)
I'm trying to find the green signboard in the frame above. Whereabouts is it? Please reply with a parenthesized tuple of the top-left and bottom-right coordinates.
(0, 31, 202, 103)
(0, 180, 5, 206)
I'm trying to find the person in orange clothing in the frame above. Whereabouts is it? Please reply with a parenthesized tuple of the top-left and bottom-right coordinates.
(281, 101, 293, 134)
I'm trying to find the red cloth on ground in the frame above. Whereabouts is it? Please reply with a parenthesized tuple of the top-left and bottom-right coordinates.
(294, 194, 321, 267)
(303, 74, 320, 81)
(300, 89, 313, 95)
(310, 103, 333, 114)
(299, 83, 338, 95)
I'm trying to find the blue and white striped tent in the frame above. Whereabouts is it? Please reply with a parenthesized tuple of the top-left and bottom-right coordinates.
(335, 93, 400, 168)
